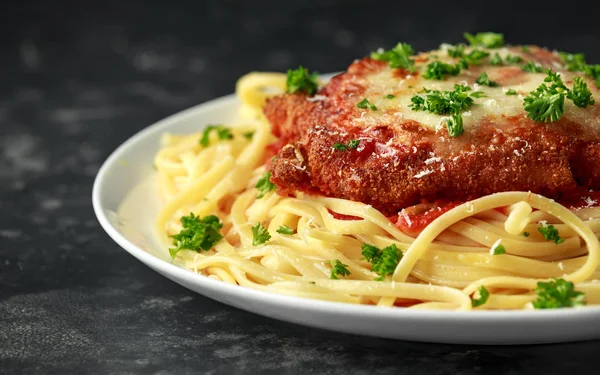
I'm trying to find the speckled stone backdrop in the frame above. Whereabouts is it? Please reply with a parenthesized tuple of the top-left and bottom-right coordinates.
(1, 0, 599, 373)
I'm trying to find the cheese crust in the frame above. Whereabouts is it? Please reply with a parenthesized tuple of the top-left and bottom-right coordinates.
(265, 45, 600, 214)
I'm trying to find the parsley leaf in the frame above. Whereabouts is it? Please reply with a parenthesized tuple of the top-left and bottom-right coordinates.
(567, 77, 595, 108)
(371, 42, 415, 71)
(170, 214, 223, 258)
(255, 171, 276, 199)
(447, 44, 464, 58)
(446, 113, 464, 137)
(538, 223, 565, 244)
(357, 98, 377, 110)
(286, 66, 319, 95)
(471, 286, 490, 307)
(464, 49, 490, 65)
(243, 131, 254, 139)
(490, 53, 503, 65)
(464, 32, 504, 48)
(523, 70, 568, 122)
(385, 94, 395, 99)
(523, 61, 544, 73)
(476, 72, 499, 87)
(447, 45, 489, 65)
(492, 244, 506, 255)
(505, 55, 524, 64)
(332, 139, 360, 151)
(251, 222, 271, 246)
(330, 260, 351, 279)
(361, 243, 403, 281)
(410, 85, 480, 137)
(559, 52, 588, 73)
(410, 85, 474, 115)
(423, 61, 462, 80)
(532, 278, 586, 309)
(505, 89, 517, 95)
(276, 225, 294, 235)
(200, 125, 233, 147)
(523, 231, 530, 237)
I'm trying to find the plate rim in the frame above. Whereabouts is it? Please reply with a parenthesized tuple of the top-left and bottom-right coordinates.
(92, 92, 600, 330)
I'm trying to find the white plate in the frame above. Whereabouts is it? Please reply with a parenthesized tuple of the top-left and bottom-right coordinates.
(92, 93, 600, 345)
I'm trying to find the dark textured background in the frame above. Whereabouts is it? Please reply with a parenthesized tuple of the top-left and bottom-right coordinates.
(1, 0, 599, 373)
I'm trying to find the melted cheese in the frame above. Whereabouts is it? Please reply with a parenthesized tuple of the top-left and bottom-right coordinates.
(352, 46, 600, 134)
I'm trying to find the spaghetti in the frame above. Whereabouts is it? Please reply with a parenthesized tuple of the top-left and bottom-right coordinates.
(153, 71, 600, 310)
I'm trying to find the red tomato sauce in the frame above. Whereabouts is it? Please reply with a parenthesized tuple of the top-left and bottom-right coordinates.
(394, 200, 463, 236)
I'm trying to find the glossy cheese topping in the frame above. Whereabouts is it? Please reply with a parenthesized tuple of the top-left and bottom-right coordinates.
(352, 45, 600, 134)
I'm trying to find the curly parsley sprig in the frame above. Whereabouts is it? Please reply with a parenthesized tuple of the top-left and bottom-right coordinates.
(523, 69, 595, 122)
(329, 260, 351, 279)
(371, 42, 415, 72)
(361, 243, 403, 281)
(410, 84, 482, 137)
(532, 278, 586, 309)
(286, 66, 319, 95)
(170, 214, 223, 258)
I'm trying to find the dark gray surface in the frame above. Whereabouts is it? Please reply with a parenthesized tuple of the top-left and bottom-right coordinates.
(1, 0, 599, 373)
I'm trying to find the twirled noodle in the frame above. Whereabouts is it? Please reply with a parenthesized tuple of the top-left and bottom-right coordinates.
(152, 72, 600, 311)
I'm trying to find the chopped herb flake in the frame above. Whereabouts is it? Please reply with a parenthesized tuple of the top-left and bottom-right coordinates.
(255, 171, 276, 199)
(276, 225, 294, 235)
(330, 260, 351, 279)
(286, 66, 319, 95)
(532, 278, 585, 309)
(538, 223, 565, 244)
(357, 98, 377, 110)
(200, 125, 233, 147)
(170, 214, 223, 258)
(471, 286, 490, 307)
(251, 222, 271, 246)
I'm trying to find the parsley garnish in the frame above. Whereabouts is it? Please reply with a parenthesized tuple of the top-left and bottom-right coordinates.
(446, 113, 464, 137)
(286, 66, 319, 95)
(329, 260, 351, 279)
(523, 231, 530, 237)
(559, 52, 588, 73)
(276, 225, 294, 235)
(385, 94, 395, 99)
(243, 131, 254, 139)
(538, 223, 565, 244)
(521, 46, 530, 53)
(523, 61, 544, 73)
(476, 72, 498, 87)
(447, 44, 465, 58)
(505, 55, 524, 64)
(255, 171, 276, 199)
(532, 278, 586, 309)
(464, 32, 504, 48)
(447, 45, 489, 65)
(357, 98, 377, 110)
(490, 53, 503, 65)
(251, 222, 271, 246)
(409, 84, 480, 137)
(567, 77, 595, 108)
(169, 214, 223, 258)
(492, 244, 506, 255)
(200, 125, 233, 147)
(361, 243, 403, 281)
(471, 286, 490, 307)
(505, 89, 517, 95)
(332, 139, 360, 151)
(423, 61, 462, 80)
(370, 42, 415, 71)
(523, 70, 568, 122)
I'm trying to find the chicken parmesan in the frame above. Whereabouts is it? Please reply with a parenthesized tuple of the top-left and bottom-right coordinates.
(265, 34, 600, 216)
(152, 32, 600, 311)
